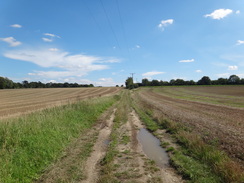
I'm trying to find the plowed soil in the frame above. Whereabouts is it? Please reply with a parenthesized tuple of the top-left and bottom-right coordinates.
(138, 88, 244, 167)
(0, 87, 121, 118)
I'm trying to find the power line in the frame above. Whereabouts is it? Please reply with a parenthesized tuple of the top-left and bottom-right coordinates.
(116, 0, 130, 53)
(83, 0, 111, 48)
(99, 0, 121, 49)
(130, 73, 135, 81)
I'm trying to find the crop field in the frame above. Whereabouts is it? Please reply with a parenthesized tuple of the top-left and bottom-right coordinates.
(0, 86, 243, 183)
(0, 87, 121, 118)
(135, 86, 244, 170)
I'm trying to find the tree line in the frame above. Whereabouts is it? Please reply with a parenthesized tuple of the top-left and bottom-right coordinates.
(126, 75, 244, 89)
(0, 76, 94, 89)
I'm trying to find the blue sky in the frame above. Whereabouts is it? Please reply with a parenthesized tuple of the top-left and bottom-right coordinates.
(0, 0, 244, 86)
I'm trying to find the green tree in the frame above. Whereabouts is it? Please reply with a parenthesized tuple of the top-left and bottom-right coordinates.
(228, 75, 240, 84)
(142, 78, 150, 86)
(125, 77, 134, 89)
(197, 76, 211, 85)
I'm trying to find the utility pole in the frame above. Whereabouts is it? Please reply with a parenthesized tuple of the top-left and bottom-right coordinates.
(130, 73, 135, 82)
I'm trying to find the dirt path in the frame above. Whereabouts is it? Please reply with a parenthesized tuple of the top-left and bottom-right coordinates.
(81, 109, 116, 183)
(100, 108, 183, 182)
(139, 89, 244, 167)
(130, 110, 183, 183)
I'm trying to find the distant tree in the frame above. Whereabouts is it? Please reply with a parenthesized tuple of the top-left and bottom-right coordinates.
(186, 80, 196, 85)
(0, 77, 6, 89)
(241, 78, 244, 85)
(151, 79, 160, 86)
(197, 76, 211, 85)
(170, 79, 175, 86)
(116, 85, 119, 87)
(174, 79, 185, 85)
(125, 77, 134, 89)
(228, 75, 240, 85)
(217, 78, 228, 85)
(121, 85, 124, 87)
(142, 78, 150, 86)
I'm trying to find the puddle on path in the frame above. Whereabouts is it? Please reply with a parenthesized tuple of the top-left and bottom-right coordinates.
(104, 139, 110, 145)
(137, 128, 169, 168)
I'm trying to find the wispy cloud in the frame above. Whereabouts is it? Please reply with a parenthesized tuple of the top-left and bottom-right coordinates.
(42, 37, 53, 42)
(236, 40, 244, 45)
(158, 19, 174, 31)
(195, 70, 202, 73)
(179, 59, 194, 63)
(0, 37, 22, 47)
(135, 45, 140, 49)
(236, 10, 241, 14)
(10, 24, 22, 28)
(44, 33, 60, 38)
(204, 9, 233, 20)
(142, 71, 165, 77)
(42, 33, 60, 42)
(4, 48, 119, 79)
(49, 48, 59, 52)
(228, 65, 238, 70)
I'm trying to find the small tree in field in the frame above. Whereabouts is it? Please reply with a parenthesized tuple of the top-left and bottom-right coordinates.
(125, 77, 134, 89)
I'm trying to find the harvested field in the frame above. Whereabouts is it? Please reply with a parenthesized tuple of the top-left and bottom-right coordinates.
(137, 86, 244, 168)
(0, 87, 121, 118)
(154, 85, 244, 107)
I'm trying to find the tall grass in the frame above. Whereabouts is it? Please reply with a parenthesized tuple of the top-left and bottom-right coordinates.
(0, 96, 117, 183)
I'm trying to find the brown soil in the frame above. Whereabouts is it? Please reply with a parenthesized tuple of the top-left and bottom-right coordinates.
(139, 89, 244, 167)
(0, 87, 121, 119)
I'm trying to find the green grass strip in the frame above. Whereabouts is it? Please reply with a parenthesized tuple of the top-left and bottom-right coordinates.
(0, 96, 117, 183)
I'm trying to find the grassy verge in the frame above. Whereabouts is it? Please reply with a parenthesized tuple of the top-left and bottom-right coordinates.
(132, 92, 244, 183)
(0, 96, 118, 183)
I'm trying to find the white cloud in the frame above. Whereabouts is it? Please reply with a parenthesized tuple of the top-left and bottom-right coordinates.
(44, 33, 60, 38)
(179, 59, 194, 63)
(49, 48, 59, 52)
(158, 19, 174, 31)
(42, 38, 53, 42)
(96, 78, 122, 87)
(228, 65, 238, 70)
(10, 24, 22, 28)
(136, 45, 140, 49)
(204, 9, 233, 20)
(236, 10, 241, 14)
(195, 70, 202, 73)
(4, 48, 118, 79)
(236, 40, 244, 45)
(142, 71, 165, 77)
(0, 37, 22, 47)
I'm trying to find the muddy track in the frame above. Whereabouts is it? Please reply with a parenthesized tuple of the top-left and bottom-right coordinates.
(100, 108, 183, 182)
(139, 89, 244, 166)
(82, 109, 116, 183)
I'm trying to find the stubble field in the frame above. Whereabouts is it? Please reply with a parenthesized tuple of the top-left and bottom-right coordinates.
(0, 87, 121, 118)
(136, 86, 244, 167)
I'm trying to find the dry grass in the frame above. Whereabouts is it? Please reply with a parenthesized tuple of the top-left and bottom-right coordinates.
(0, 87, 121, 118)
